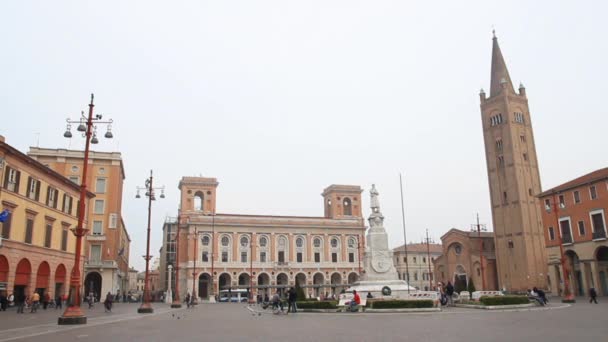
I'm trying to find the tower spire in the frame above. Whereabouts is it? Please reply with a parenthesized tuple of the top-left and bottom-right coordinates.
(490, 32, 515, 97)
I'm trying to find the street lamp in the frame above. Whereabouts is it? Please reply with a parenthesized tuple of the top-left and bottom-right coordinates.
(136, 170, 165, 313)
(189, 228, 199, 305)
(171, 216, 182, 308)
(58, 94, 113, 325)
(545, 192, 575, 303)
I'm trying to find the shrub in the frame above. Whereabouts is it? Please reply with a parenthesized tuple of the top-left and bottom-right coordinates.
(479, 296, 529, 306)
(371, 300, 434, 309)
(296, 301, 338, 309)
(295, 282, 307, 301)
(467, 279, 476, 297)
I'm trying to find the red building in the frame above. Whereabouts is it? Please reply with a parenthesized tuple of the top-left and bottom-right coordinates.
(538, 168, 608, 296)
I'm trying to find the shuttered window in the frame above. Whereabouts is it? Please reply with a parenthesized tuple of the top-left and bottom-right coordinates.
(44, 223, 53, 248)
(24, 218, 34, 244)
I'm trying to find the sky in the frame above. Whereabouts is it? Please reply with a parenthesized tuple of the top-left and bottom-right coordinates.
(1, 1, 607, 272)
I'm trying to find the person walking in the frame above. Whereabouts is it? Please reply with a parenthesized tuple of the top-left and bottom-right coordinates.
(104, 292, 113, 312)
(0, 292, 8, 311)
(589, 287, 598, 304)
(30, 292, 40, 313)
(287, 287, 297, 314)
(16, 293, 25, 314)
(445, 281, 455, 307)
(55, 293, 63, 310)
(43, 292, 50, 310)
(185, 293, 191, 308)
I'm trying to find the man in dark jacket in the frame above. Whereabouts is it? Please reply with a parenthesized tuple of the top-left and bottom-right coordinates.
(589, 287, 598, 304)
(287, 288, 297, 314)
(0, 292, 7, 311)
(446, 281, 455, 306)
(15, 293, 25, 314)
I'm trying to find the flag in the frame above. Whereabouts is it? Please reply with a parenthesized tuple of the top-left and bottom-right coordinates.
(0, 209, 8, 223)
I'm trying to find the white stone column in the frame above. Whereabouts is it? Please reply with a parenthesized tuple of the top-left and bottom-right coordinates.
(579, 262, 589, 297)
(166, 265, 173, 304)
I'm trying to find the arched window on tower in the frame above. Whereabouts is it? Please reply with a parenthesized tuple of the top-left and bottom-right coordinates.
(194, 191, 204, 211)
(343, 197, 352, 216)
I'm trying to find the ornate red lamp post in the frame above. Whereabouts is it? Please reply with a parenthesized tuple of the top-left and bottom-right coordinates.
(136, 170, 165, 313)
(546, 192, 576, 303)
(58, 94, 113, 325)
(171, 215, 182, 308)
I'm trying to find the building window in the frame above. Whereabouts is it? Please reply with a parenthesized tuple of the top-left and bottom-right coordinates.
(24, 218, 34, 244)
(202, 236, 210, 246)
(297, 252, 303, 263)
(495, 139, 503, 152)
(507, 240, 514, 248)
(503, 191, 508, 205)
(94, 200, 104, 214)
(544, 199, 551, 212)
(523, 153, 528, 161)
(193, 191, 204, 211)
(573, 191, 581, 204)
(331, 253, 337, 263)
(46, 187, 58, 208)
(92, 220, 103, 235)
(578, 221, 585, 236)
(240, 236, 249, 247)
(559, 195, 565, 208)
(221, 236, 230, 247)
(313, 238, 321, 248)
(423, 257, 426, 263)
(477, 268, 481, 276)
(278, 251, 285, 263)
(26, 177, 41, 201)
(331, 238, 338, 248)
(69, 176, 79, 184)
(314, 252, 320, 263)
(95, 178, 106, 194)
(520, 135, 526, 143)
(221, 251, 228, 262)
(514, 112, 524, 123)
(548, 227, 555, 241)
(44, 223, 52, 248)
(259, 236, 267, 247)
(260, 252, 266, 263)
(590, 211, 606, 239)
(62, 195, 73, 215)
(454, 245, 462, 255)
(590, 186, 598, 200)
(528, 188, 533, 196)
(61, 228, 68, 251)
(241, 251, 247, 263)
(343, 198, 352, 216)
(1, 209, 12, 239)
(3, 167, 21, 193)
(559, 218, 573, 244)
(90, 245, 102, 263)
(413, 257, 417, 263)
(348, 238, 356, 248)
(498, 155, 505, 167)
(349, 253, 355, 263)
(296, 237, 304, 248)
(414, 272, 418, 281)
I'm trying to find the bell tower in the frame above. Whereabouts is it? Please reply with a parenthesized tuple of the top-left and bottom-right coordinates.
(321, 185, 363, 219)
(178, 177, 219, 215)
(479, 32, 547, 291)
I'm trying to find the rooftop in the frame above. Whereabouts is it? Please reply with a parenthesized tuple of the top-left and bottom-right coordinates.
(538, 167, 608, 197)
(393, 243, 443, 254)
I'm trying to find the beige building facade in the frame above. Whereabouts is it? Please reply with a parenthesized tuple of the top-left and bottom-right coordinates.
(393, 243, 442, 291)
(28, 147, 131, 298)
(167, 177, 366, 300)
(0, 136, 92, 300)
(479, 34, 547, 292)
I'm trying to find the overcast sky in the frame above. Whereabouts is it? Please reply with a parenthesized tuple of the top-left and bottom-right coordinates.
(1, 1, 607, 272)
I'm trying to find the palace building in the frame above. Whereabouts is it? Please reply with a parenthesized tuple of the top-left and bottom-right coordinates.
(393, 243, 442, 291)
(479, 33, 548, 291)
(165, 177, 366, 301)
(28, 147, 131, 299)
(0, 136, 93, 300)
(538, 168, 608, 297)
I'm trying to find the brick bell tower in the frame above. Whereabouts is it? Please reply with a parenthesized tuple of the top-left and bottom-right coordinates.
(479, 32, 548, 292)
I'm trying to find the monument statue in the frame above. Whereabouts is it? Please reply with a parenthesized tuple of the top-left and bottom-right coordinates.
(345, 184, 416, 299)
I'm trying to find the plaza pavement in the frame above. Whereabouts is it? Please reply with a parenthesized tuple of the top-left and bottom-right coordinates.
(0, 298, 606, 342)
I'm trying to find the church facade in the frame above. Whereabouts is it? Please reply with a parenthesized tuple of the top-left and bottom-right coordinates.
(165, 177, 366, 301)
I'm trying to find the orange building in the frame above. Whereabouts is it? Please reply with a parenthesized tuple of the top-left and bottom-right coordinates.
(164, 177, 366, 301)
(28, 147, 131, 298)
(538, 168, 608, 297)
(0, 136, 93, 301)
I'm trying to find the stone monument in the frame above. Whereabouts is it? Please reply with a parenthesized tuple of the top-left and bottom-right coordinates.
(166, 265, 173, 304)
(347, 184, 416, 298)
